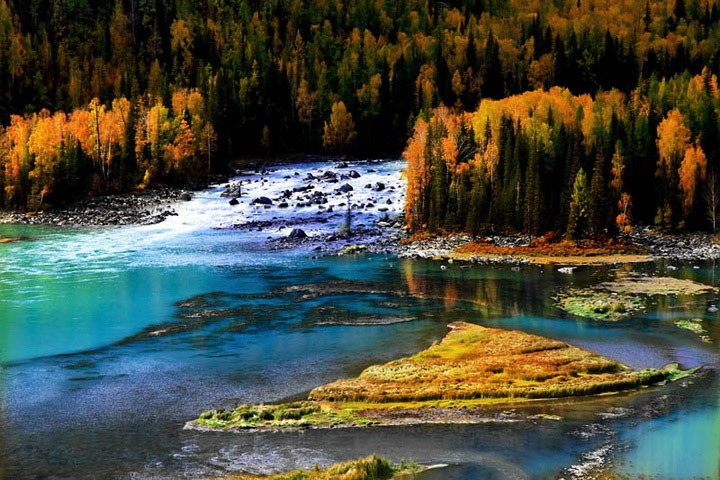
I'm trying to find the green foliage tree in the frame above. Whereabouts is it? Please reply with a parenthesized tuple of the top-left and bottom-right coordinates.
(567, 168, 591, 241)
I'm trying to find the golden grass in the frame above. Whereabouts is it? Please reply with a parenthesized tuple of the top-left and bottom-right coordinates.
(309, 322, 661, 403)
(226, 455, 411, 480)
(450, 239, 651, 265)
(599, 275, 716, 296)
(193, 323, 694, 431)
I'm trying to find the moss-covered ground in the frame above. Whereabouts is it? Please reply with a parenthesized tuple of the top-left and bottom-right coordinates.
(554, 275, 716, 321)
(553, 289, 645, 321)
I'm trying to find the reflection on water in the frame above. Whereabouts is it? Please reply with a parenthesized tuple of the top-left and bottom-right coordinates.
(0, 160, 719, 479)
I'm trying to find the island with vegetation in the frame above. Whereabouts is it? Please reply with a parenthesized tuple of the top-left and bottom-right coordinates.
(226, 455, 425, 480)
(554, 274, 717, 321)
(191, 322, 696, 431)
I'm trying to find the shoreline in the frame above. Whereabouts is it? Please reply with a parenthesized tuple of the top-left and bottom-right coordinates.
(0, 187, 194, 228)
(396, 231, 720, 264)
(0, 174, 228, 228)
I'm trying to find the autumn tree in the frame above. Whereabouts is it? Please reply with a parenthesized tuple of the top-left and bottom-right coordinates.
(323, 102, 356, 153)
(678, 142, 707, 223)
(297, 79, 318, 143)
(655, 110, 691, 229)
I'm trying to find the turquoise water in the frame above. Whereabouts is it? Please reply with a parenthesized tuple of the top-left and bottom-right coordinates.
(0, 161, 719, 479)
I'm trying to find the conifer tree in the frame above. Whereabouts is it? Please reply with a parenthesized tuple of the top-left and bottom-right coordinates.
(566, 168, 590, 241)
(589, 153, 608, 237)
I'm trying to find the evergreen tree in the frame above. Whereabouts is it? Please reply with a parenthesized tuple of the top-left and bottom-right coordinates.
(482, 30, 504, 99)
(589, 153, 608, 237)
(566, 168, 590, 241)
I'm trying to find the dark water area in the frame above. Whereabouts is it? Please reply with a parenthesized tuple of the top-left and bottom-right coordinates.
(0, 160, 718, 479)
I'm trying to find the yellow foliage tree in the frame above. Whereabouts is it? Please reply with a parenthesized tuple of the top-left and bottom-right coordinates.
(678, 142, 707, 217)
(322, 101, 356, 153)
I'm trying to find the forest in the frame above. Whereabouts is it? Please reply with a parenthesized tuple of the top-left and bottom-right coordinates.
(404, 73, 720, 236)
(0, 0, 719, 224)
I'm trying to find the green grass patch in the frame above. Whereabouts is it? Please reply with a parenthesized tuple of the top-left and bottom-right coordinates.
(553, 289, 645, 321)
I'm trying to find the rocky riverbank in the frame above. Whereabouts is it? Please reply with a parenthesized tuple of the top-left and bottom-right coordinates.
(397, 229, 720, 263)
(211, 157, 407, 254)
(0, 188, 191, 227)
(621, 227, 720, 260)
(0, 174, 229, 227)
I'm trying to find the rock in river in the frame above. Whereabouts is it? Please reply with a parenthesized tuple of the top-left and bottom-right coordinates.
(253, 196, 273, 205)
(288, 228, 308, 240)
(337, 183, 354, 193)
(228, 198, 239, 206)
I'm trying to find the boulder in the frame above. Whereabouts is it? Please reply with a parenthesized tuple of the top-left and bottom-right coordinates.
(220, 182, 242, 197)
(338, 183, 354, 193)
(253, 196, 273, 205)
(373, 182, 385, 191)
(228, 198, 239, 206)
(288, 228, 308, 240)
(349, 170, 361, 178)
(180, 192, 192, 201)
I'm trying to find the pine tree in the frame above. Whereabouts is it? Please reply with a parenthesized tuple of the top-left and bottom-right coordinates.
(566, 168, 590, 241)
(482, 30, 504, 99)
(589, 153, 607, 237)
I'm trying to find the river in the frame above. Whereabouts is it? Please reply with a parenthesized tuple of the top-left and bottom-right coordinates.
(0, 159, 718, 479)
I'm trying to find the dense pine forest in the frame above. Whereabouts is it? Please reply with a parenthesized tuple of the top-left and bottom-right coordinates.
(0, 0, 719, 229)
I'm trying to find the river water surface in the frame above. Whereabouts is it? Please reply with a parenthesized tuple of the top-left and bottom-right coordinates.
(0, 159, 718, 479)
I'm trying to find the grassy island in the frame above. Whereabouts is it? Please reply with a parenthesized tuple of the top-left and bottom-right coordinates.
(193, 323, 694, 431)
(554, 275, 716, 321)
(226, 455, 423, 480)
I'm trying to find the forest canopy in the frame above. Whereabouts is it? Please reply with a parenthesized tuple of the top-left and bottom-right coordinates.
(0, 0, 719, 223)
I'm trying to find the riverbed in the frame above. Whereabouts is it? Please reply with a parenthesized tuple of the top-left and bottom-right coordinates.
(0, 159, 718, 479)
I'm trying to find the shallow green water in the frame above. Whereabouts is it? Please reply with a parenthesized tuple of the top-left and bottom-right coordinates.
(0, 161, 718, 479)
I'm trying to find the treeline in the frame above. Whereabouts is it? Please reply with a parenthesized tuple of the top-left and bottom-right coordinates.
(404, 71, 720, 236)
(1, 91, 216, 210)
(2, 0, 720, 157)
(3, 0, 720, 209)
